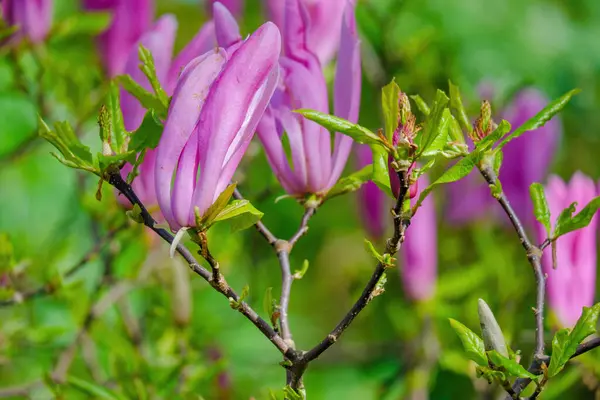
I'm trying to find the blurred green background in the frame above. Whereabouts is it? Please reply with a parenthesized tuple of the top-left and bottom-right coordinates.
(1, 0, 599, 398)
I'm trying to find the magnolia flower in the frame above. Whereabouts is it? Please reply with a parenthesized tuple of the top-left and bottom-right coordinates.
(257, 0, 361, 196)
(500, 89, 561, 227)
(264, 0, 352, 66)
(118, 15, 214, 212)
(2, 0, 53, 44)
(536, 173, 597, 327)
(356, 145, 387, 239)
(83, 0, 154, 77)
(206, 0, 243, 17)
(155, 22, 281, 231)
(401, 174, 437, 301)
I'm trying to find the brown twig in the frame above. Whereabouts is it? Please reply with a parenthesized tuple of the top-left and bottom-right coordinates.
(108, 172, 294, 360)
(303, 170, 410, 364)
(478, 165, 546, 359)
(478, 164, 549, 399)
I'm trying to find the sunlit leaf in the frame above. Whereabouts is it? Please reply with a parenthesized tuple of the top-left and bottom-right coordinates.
(449, 318, 487, 366)
(498, 89, 580, 149)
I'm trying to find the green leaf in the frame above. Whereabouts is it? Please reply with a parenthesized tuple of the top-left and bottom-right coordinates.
(448, 318, 488, 366)
(325, 164, 373, 200)
(371, 145, 394, 198)
(530, 183, 551, 235)
(263, 287, 274, 319)
(295, 109, 385, 147)
(553, 196, 600, 239)
(107, 82, 128, 153)
(498, 89, 580, 149)
(138, 45, 170, 109)
(447, 113, 467, 145)
(382, 79, 401, 142)
(448, 81, 472, 135)
(417, 90, 450, 156)
(213, 199, 264, 232)
(116, 74, 167, 118)
(66, 375, 125, 400)
(52, 12, 111, 38)
(492, 150, 503, 177)
(199, 183, 237, 226)
(487, 350, 538, 379)
(128, 110, 163, 152)
(38, 117, 98, 174)
(547, 303, 600, 377)
(422, 108, 451, 157)
(283, 386, 304, 400)
(410, 94, 430, 116)
(294, 260, 309, 279)
(364, 239, 384, 263)
(475, 120, 512, 152)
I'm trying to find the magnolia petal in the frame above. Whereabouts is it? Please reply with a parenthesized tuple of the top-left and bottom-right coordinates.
(213, 1, 242, 49)
(192, 22, 281, 217)
(166, 21, 215, 95)
(326, 2, 361, 190)
(256, 106, 303, 194)
(120, 14, 177, 131)
(155, 50, 227, 230)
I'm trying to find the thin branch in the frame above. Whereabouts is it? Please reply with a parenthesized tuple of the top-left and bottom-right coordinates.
(479, 165, 546, 359)
(233, 188, 278, 246)
(277, 249, 294, 346)
(539, 238, 551, 251)
(303, 170, 410, 363)
(289, 207, 316, 248)
(108, 172, 294, 360)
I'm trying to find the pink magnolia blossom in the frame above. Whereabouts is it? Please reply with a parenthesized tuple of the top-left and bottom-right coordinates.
(536, 173, 598, 327)
(257, 0, 361, 196)
(2, 0, 53, 44)
(401, 174, 437, 301)
(154, 22, 281, 231)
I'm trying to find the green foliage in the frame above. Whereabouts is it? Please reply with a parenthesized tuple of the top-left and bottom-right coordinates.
(325, 164, 373, 200)
(552, 196, 600, 239)
(293, 260, 310, 280)
(547, 303, 600, 377)
(295, 109, 385, 147)
(66, 375, 127, 400)
(52, 12, 112, 39)
(415, 90, 450, 157)
(381, 79, 401, 142)
(529, 183, 551, 235)
(213, 200, 264, 233)
(410, 94, 430, 116)
(117, 74, 168, 118)
(497, 89, 580, 149)
(487, 350, 538, 380)
(448, 81, 471, 135)
(448, 319, 487, 366)
(138, 45, 170, 111)
(39, 118, 98, 174)
(371, 145, 394, 197)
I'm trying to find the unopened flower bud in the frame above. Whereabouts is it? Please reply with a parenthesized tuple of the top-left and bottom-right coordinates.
(478, 298, 508, 357)
(471, 100, 495, 142)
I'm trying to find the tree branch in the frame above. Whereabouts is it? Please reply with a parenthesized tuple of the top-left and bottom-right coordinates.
(303, 170, 410, 363)
(478, 165, 545, 360)
(108, 172, 294, 360)
(289, 207, 316, 248)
